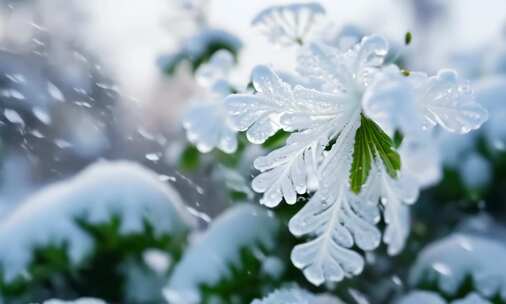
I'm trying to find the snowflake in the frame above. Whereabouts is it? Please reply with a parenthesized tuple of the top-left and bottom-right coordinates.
(225, 24, 487, 285)
(182, 50, 239, 153)
(252, 2, 325, 46)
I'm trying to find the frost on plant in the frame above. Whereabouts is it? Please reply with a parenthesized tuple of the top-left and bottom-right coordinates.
(163, 204, 279, 304)
(252, 2, 325, 46)
(0, 161, 196, 283)
(183, 50, 239, 153)
(251, 287, 344, 304)
(409, 234, 506, 301)
(223, 3, 488, 286)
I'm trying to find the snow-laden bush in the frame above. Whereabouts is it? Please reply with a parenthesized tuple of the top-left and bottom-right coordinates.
(409, 234, 506, 301)
(0, 161, 196, 283)
(164, 204, 280, 304)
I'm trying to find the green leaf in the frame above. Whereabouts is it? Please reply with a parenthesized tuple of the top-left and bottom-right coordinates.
(179, 145, 200, 171)
(350, 115, 401, 193)
(262, 130, 289, 150)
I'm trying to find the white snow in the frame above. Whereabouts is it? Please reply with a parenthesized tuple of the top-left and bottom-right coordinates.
(163, 204, 279, 304)
(397, 291, 491, 304)
(0, 161, 196, 282)
(410, 234, 506, 300)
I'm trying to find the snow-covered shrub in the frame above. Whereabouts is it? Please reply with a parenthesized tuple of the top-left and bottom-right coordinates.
(164, 204, 280, 304)
(409, 234, 506, 301)
(0, 161, 195, 302)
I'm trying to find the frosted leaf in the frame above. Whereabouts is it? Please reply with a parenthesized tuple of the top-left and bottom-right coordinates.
(361, 160, 419, 256)
(288, 118, 381, 285)
(164, 205, 279, 304)
(396, 291, 446, 304)
(42, 299, 106, 304)
(362, 66, 421, 136)
(252, 287, 345, 304)
(252, 2, 325, 46)
(226, 65, 356, 205)
(296, 35, 388, 93)
(0, 161, 196, 283)
(410, 234, 506, 300)
(417, 69, 488, 134)
(195, 50, 235, 88)
(183, 97, 238, 153)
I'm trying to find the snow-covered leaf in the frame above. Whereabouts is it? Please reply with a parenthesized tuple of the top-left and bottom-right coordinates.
(164, 204, 279, 304)
(418, 69, 488, 134)
(252, 2, 325, 46)
(183, 98, 238, 153)
(288, 118, 382, 285)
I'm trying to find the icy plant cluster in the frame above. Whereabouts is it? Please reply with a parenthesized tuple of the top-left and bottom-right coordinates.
(178, 2, 489, 286)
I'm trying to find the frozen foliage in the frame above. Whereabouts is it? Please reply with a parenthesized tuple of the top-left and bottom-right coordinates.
(251, 287, 344, 304)
(39, 299, 106, 304)
(397, 291, 491, 304)
(252, 2, 325, 46)
(410, 234, 506, 300)
(163, 204, 279, 304)
(0, 161, 196, 282)
(225, 24, 487, 285)
(183, 50, 238, 153)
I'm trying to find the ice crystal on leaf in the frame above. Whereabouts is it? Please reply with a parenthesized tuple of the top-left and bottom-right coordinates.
(252, 2, 325, 46)
(183, 50, 238, 153)
(251, 287, 344, 304)
(225, 26, 488, 285)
